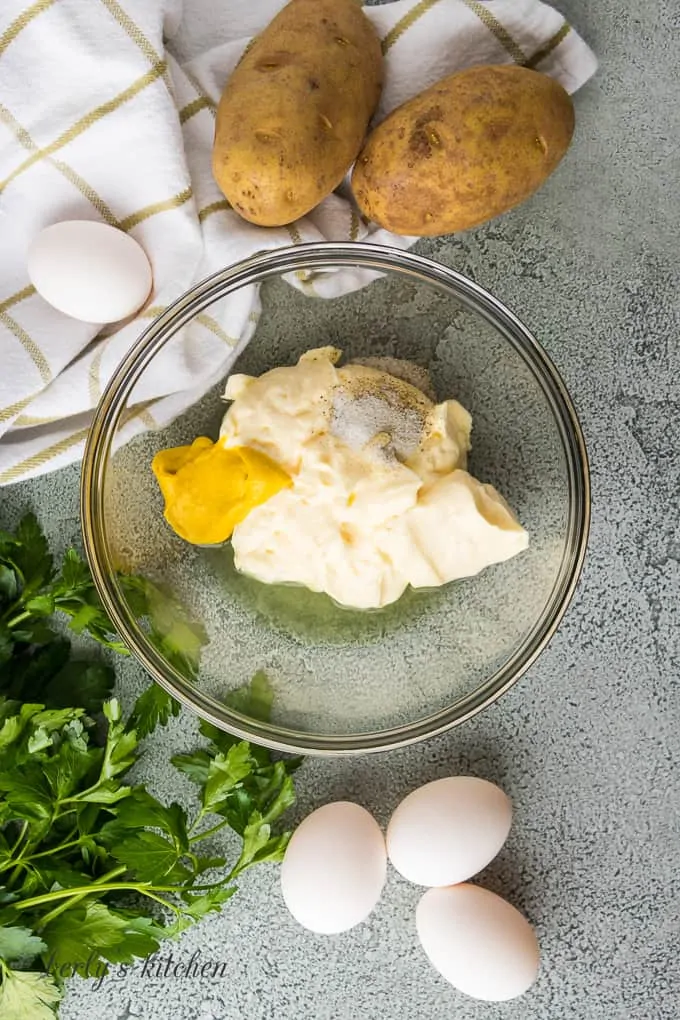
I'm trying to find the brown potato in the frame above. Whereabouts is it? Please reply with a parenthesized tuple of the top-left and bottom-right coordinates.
(351, 65, 575, 236)
(213, 0, 382, 227)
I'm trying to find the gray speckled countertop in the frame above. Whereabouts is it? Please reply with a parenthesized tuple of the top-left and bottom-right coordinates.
(3, 0, 680, 1017)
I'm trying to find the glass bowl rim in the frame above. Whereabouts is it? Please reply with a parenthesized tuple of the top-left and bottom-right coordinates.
(81, 242, 591, 756)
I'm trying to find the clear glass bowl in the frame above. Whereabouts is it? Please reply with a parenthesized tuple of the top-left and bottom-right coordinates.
(81, 244, 590, 755)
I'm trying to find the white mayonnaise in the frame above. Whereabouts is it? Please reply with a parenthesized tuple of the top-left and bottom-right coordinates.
(220, 347, 528, 610)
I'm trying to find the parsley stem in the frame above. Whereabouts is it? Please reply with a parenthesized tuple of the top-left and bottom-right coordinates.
(187, 811, 206, 835)
(59, 788, 112, 804)
(182, 879, 236, 893)
(136, 888, 181, 914)
(6, 610, 31, 629)
(0, 822, 30, 881)
(37, 866, 128, 929)
(188, 818, 231, 844)
(18, 880, 183, 912)
(8, 820, 28, 856)
(20, 837, 83, 865)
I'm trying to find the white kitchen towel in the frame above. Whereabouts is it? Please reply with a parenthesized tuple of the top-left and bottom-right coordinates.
(0, 0, 597, 485)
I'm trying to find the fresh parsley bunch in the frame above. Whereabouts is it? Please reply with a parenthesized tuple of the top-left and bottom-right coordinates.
(0, 515, 300, 1019)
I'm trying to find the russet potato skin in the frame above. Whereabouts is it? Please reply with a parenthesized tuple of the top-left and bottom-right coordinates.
(212, 0, 383, 227)
(351, 65, 575, 237)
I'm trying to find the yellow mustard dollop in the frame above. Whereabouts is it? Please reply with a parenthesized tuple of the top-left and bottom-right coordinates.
(151, 437, 291, 545)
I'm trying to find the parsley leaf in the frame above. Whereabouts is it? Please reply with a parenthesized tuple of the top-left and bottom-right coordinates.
(179, 887, 236, 920)
(0, 642, 71, 706)
(10, 514, 54, 595)
(42, 661, 115, 714)
(0, 764, 53, 821)
(127, 683, 180, 739)
(0, 567, 18, 605)
(202, 743, 254, 814)
(109, 831, 183, 884)
(0, 628, 12, 668)
(42, 742, 101, 802)
(41, 901, 136, 976)
(171, 748, 211, 785)
(225, 670, 274, 721)
(99, 914, 166, 964)
(0, 925, 47, 965)
(118, 574, 207, 681)
(105, 789, 189, 852)
(0, 968, 61, 1020)
(45, 550, 125, 653)
(0, 511, 302, 1019)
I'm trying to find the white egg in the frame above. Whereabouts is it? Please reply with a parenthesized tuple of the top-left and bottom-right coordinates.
(417, 884, 539, 1001)
(386, 776, 512, 886)
(27, 220, 152, 323)
(280, 801, 386, 934)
